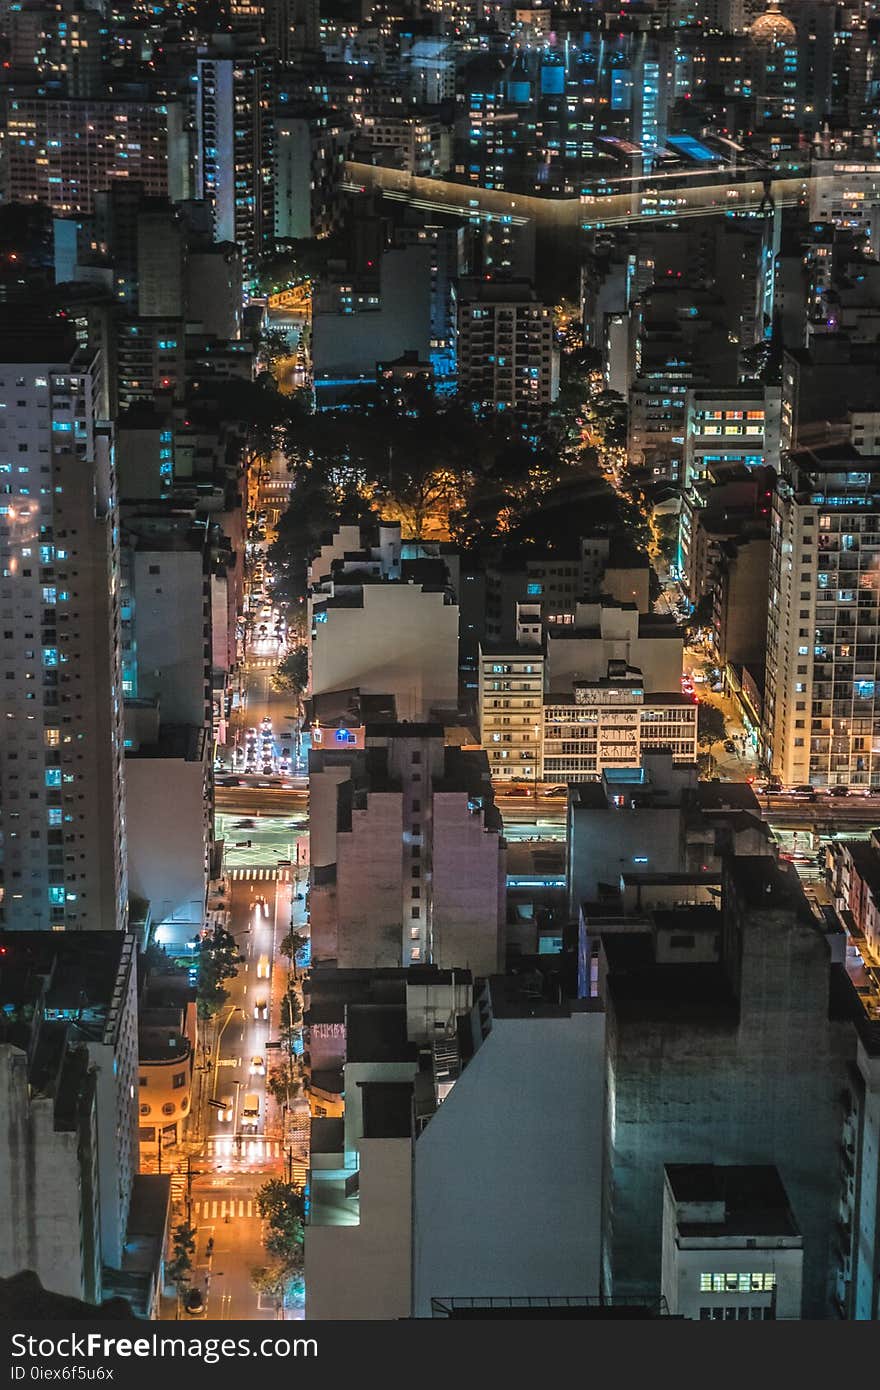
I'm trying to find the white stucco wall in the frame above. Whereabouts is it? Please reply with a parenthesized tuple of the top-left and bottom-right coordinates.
(412, 1005, 605, 1313)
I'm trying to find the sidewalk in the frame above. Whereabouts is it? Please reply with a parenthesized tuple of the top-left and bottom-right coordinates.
(264, 870, 309, 1170)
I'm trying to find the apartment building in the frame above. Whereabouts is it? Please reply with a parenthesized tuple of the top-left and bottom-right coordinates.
(0, 327, 128, 931)
(763, 446, 880, 788)
(308, 725, 505, 977)
(683, 386, 782, 491)
(457, 279, 558, 418)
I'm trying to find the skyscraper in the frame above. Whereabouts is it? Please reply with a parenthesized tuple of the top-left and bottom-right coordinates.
(0, 323, 128, 931)
(763, 446, 880, 789)
(195, 43, 275, 272)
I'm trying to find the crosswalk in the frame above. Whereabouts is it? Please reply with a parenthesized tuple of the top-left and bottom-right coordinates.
(207, 1137, 285, 1158)
(194, 1198, 258, 1220)
(227, 867, 294, 882)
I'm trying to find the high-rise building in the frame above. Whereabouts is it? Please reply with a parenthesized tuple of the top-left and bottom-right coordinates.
(308, 529, 459, 722)
(5, 98, 187, 214)
(763, 446, 880, 789)
(308, 725, 506, 976)
(457, 279, 558, 419)
(0, 930, 140, 1280)
(274, 109, 350, 241)
(660, 1165, 805, 1321)
(683, 386, 782, 492)
(598, 855, 856, 1317)
(195, 45, 275, 271)
(0, 326, 128, 932)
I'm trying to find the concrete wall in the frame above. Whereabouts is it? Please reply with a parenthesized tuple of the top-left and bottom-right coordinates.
(431, 793, 505, 977)
(603, 887, 856, 1317)
(721, 537, 770, 672)
(0, 1047, 99, 1301)
(312, 245, 432, 379)
(305, 1138, 412, 1319)
(336, 796, 405, 967)
(132, 550, 208, 728)
(185, 246, 242, 340)
(568, 806, 684, 912)
(311, 585, 459, 720)
(125, 754, 208, 931)
(413, 1007, 605, 1313)
(547, 629, 682, 694)
(603, 566, 651, 615)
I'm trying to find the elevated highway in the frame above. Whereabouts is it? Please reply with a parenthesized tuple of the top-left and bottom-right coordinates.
(343, 160, 817, 232)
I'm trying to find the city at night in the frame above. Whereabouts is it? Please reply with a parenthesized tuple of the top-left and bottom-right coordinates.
(0, 0, 879, 1351)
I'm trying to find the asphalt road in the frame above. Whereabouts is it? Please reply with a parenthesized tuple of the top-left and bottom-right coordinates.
(218, 813, 308, 871)
(216, 786, 308, 817)
(171, 879, 293, 1321)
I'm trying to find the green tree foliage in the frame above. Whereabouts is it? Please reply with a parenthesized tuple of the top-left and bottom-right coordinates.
(196, 925, 240, 1020)
(266, 1060, 302, 1107)
(167, 1221, 197, 1292)
(261, 325, 291, 371)
(279, 929, 308, 970)
(271, 647, 309, 697)
(255, 1180, 305, 1264)
(698, 702, 727, 748)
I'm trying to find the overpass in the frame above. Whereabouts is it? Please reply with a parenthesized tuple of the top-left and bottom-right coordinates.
(343, 160, 818, 232)
(758, 794, 880, 836)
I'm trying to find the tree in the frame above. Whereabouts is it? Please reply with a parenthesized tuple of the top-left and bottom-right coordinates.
(281, 985, 303, 1033)
(698, 702, 727, 748)
(250, 1259, 303, 1316)
(255, 1180, 305, 1265)
(266, 1061, 302, 1107)
(685, 592, 715, 643)
(167, 1221, 197, 1297)
(196, 925, 240, 1020)
(653, 513, 679, 567)
(261, 325, 290, 372)
(279, 929, 308, 975)
(271, 647, 309, 698)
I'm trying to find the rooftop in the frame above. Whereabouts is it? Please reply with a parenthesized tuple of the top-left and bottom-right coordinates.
(0, 931, 127, 1020)
(666, 1163, 801, 1239)
(360, 1081, 414, 1139)
(345, 1004, 418, 1065)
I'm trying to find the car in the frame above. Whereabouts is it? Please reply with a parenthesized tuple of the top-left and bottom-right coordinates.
(218, 1096, 234, 1123)
(541, 785, 567, 796)
(241, 1092, 260, 1128)
(258, 624, 267, 634)
(257, 954, 270, 978)
(261, 717, 272, 729)
(184, 1288, 205, 1316)
(250, 1054, 265, 1075)
(262, 762, 274, 775)
(254, 998, 268, 1020)
(723, 740, 736, 754)
(279, 758, 291, 773)
(831, 785, 850, 796)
